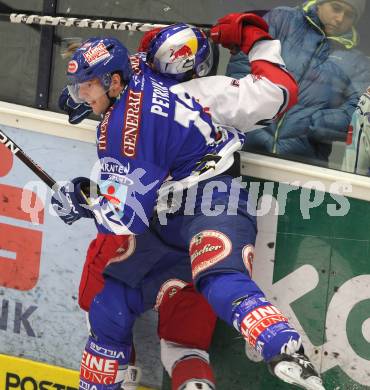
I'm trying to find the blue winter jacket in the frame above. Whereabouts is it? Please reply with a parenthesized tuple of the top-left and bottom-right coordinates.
(227, 1, 370, 161)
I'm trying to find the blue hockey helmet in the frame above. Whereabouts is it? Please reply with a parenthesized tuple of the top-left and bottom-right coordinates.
(66, 37, 132, 103)
(146, 23, 213, 81)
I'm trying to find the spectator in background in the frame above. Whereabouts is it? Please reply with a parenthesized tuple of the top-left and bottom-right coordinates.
(341, 86, 370, 175)
(227, 0, 370, 165)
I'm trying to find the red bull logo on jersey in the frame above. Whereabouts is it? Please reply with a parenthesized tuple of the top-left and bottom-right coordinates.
(169, 36, 198, 63)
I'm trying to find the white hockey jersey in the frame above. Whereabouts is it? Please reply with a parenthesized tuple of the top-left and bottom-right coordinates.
(171, 39, 293, 133)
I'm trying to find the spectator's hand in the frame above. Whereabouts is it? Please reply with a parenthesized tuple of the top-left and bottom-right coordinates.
(51, 177, 98, 225)
(59, 86, 92, 125)
(210, 13, 272, 54)
(137, 27, 163, 52)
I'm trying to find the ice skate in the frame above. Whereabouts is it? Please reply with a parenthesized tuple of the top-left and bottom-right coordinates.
(180, 380, 215, 390)
(268, 352, 325, 390)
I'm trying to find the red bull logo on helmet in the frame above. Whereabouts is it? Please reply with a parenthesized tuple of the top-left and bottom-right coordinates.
(169, 36, 198, 63)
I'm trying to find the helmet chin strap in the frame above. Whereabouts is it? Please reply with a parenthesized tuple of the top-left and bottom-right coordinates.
(102, 85, 126, 116)
(98, 93, 116, 118)
(107, 92, 117, 108)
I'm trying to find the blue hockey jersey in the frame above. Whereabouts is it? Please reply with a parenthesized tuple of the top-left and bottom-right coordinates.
(89, 40, 296, 235)
(90, 58, 242, 234)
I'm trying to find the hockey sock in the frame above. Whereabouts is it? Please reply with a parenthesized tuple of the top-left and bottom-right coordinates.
(198, 272, 263, 324)
(232, 295, 302, 361)
(199, 272, 302, 361)
(79, 335, 131, 390)
(172, 356, 215, 390)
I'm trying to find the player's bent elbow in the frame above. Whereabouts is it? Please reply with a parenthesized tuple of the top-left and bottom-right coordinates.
(251, 60, 298, 112)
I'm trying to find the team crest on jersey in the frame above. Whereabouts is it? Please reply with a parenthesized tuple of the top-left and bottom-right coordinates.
(83, 42, 110, 66)
(99, 179, 128, 216)
(100, 160, 132, 183)
(189, 230, 232, 278)
(122, 89, 143, 158)
(99, 160, 133, 216)
(242, 244, 255, 276)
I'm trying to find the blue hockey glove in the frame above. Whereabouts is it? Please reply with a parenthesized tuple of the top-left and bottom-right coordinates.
(59, 86, 92, 124)
(51, 177, 98, 225)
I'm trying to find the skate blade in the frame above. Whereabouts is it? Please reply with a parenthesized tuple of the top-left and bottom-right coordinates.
(274, 361, 326, 390)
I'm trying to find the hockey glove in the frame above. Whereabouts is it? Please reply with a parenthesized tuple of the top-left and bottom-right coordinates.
(137, 27, 162, 52)
(210, 13, 272, 54)
(51, 177, 98, 225)
(59, 86, 92, 125)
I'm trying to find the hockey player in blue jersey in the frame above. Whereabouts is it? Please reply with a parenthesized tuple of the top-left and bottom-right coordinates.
(52, 14, 325, 390)
(59, 27, 219, 390)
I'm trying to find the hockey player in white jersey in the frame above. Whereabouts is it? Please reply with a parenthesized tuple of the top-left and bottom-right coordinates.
(342, 87, 370, 175)
(53, 13, 325, 390)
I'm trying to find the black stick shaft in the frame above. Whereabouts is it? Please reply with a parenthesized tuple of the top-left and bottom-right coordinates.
(0, 12, 209, 32)
(0, 128, 57, 189)
(0, 1, 63, 44)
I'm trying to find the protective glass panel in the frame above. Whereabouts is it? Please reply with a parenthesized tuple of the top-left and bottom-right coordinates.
(0, 0, 369, 176)
(0, 0, 43, 106)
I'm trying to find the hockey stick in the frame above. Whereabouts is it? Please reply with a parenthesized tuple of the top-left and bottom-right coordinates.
(0, 7, 269, 34)
(1, 12, 209, 32)
(0, 128, 57, 189)
(0, 1, 67, 44)
(0, 1, 40, 33)
(0, 10, 205, 57)
(0, 8, 267, 55)
(0, 128, 100, 202)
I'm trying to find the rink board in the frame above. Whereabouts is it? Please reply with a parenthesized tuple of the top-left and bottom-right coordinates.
(0, 354, 79, 390)
(0, 354, 153, 390)
(1, 122, 370, 390)
(207, 185, 370, 390)
(0, 125, 161, 389)
(162, 185, 370, 389)
(160, 185, 370, 390)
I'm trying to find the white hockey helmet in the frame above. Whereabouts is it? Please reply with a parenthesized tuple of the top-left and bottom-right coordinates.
(146, 23, 213, 81)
